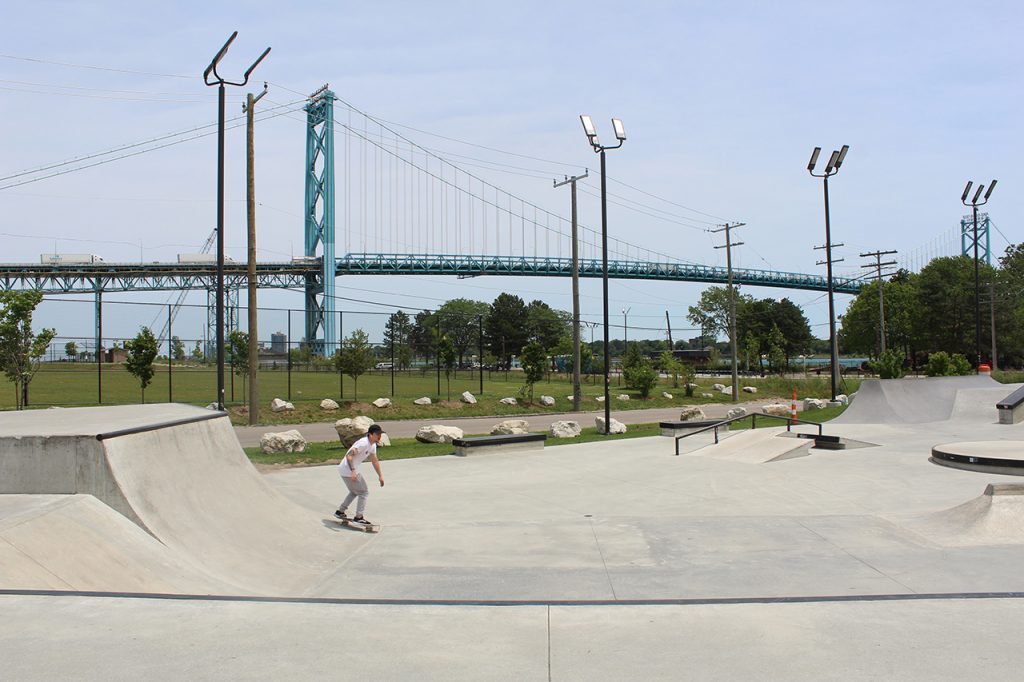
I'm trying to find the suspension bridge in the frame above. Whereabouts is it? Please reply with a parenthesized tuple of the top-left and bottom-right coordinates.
(0, 86, 872, 355)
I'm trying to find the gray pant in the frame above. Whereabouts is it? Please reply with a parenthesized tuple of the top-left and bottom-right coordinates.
(339, 471, 369, 515)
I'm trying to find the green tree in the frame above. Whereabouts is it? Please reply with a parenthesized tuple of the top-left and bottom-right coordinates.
(383, 310, 414, 369)
(743, 331, 760, 372)
(766, 323, 786, 374)
(65, 341, 77, 361)
(227, 330, 250, 395)
(125, 326, 159, 403)
(171, 336, 186, 362)
(624, 358, 659, 399)
(191, 340, 204, 362)
(868, 348, 905, 379)
(436, 334, 457, 400)
(913, 256, 991, 362)
(526, 300, 570, 351)
(924, 351, 973, 376)
(485, 293, 529, 368)
(519, 340, 547, 403)
(0, 290, 57, 409)
(334, 329, 374, 401)
(436, 299, 490, 366)
(410, 310, 437, 364)
(772, 298, 813, 365)
(659, 351, 684, 389)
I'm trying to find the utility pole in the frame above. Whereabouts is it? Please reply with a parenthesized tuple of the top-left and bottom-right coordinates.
(712, 222, 745, 402)
(859, 249, 897, 355)
(554, 170, 588, 412)
(244, 82, 267, 426)
(665, 311, 673, 349)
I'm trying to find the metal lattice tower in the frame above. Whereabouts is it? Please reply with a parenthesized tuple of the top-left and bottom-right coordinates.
(961, 212, 991, 265)
(206, 286, 239, 358)
(304, 85, 336, 356)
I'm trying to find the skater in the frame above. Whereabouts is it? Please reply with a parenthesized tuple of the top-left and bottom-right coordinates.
(335, 424, 385, 528)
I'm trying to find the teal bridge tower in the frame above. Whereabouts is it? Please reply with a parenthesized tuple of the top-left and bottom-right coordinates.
(304, 85, 336, 356)
(961, 212, 991, 265)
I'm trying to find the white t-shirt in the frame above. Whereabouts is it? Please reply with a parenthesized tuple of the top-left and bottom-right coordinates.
(339, 435, 376, 476)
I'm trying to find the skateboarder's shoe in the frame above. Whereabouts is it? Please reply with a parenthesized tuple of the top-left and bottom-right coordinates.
(353, 516, 373, 526)
(334, 509, 349, 520)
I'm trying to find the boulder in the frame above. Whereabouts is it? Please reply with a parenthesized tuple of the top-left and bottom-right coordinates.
(413, 397, 432, 406)
(679, 407, 706, 422)
(499, 397, 518, 406)
(835, 394, 849, 405)
(803, 398, 827, 411)
(539, 395, 555, 406)
(726, 406, 747, 420)
(687, 383, 700, 391)
(334, 416, 375, 446)
(259, 430, 306, 455)
(720, 385, 733, 395)
(550, 420, 582, 438)
(461, 391, 477, 405)
(617, 394, 630, 401)
(742, 386, 758, 394)
(701, 393, 715, 399)
(595, 416, 627, 435)
(270, 398, 294, 412)
(491, 419, 530, 435)
(372, 398, 392, 408)
(379, 433, 391, 447)
(595, 396, 605, 402)
(712, 383, 726, 392)
(320, 398, 339, 411)
(415, 425, 464, 444)
(762, 403, 791, 418)
(662, 392, 673, 399)
(206, 402, 219, 410)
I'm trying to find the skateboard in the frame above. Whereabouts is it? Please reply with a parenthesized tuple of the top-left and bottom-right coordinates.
(333, 517, 380, 533)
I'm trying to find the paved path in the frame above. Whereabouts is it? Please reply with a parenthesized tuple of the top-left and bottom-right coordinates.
(233, 398, 783, 446)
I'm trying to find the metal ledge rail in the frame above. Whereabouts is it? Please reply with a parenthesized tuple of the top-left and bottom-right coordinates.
(674, 413, 824, 456)
(335, 254, 862, 294)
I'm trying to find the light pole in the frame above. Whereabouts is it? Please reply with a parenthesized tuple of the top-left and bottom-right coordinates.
(961, 180, 997, 370)
(807, 144, 849, 401)
(203, 32, 270, 410)
(580, 115, 626, 434)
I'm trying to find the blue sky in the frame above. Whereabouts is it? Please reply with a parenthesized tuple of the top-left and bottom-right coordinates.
(1, 1, 1021, 349)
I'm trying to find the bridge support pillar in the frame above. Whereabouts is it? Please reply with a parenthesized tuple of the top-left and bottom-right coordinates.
(304, 85, 336, 357)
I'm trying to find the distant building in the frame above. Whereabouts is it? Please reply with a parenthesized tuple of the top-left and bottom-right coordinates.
(271, 332, 286, 354)
(104, 348, 128, 364)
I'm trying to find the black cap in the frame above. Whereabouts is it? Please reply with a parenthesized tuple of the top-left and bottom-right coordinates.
(367, 424, 383, 435)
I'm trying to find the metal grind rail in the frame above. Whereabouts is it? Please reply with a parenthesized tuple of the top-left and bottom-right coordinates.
(674, 413, 824, 456)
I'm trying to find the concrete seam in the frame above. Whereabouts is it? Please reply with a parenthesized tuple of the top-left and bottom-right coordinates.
(589, 519, 617, 600)
(0, 538, 74, 590)
(794, 517, 918, 593)
(547, 604, 552, 682)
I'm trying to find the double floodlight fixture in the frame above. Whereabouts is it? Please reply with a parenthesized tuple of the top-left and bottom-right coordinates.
(962, 179, 997, 205)
(808, 144, 849, 176)
(580, 115, 626, 151)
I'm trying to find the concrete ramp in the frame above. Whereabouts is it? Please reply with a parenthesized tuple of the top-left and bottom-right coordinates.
(0, 494, 235, 593)
(0, 404, 341, 595)
(686, 428, 811, 463)
(834, 375, 1003, 425)
(903, 484, 1024, 546)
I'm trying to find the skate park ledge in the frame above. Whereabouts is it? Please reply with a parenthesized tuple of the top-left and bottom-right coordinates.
(997, 386, 1024, 424)
(452, 433, 546, 456)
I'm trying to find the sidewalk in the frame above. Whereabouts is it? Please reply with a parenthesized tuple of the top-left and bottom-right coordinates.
(233, 398, 783, 447)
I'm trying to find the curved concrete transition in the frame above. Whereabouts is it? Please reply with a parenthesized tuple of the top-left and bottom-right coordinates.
(833, 375, 1006, 425)
(902, 484, 1024, 546)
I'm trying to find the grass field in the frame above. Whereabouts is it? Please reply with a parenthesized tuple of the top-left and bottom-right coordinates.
(6, 364, 858, 425)
(245, 422, 665, 466)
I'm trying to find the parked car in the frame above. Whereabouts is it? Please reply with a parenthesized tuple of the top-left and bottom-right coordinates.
(374, 362, 393, 370)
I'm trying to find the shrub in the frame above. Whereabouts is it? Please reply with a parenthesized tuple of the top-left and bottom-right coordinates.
(868, 349, 905, 379)
(924, 351, 973, 377)
(624, 359, 659, 399)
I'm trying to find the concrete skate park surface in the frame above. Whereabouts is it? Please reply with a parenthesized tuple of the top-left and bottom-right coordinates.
(4, 378, 1024, 679)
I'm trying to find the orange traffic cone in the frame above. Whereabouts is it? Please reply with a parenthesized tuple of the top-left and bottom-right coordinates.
(791, 389, 798, 424)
